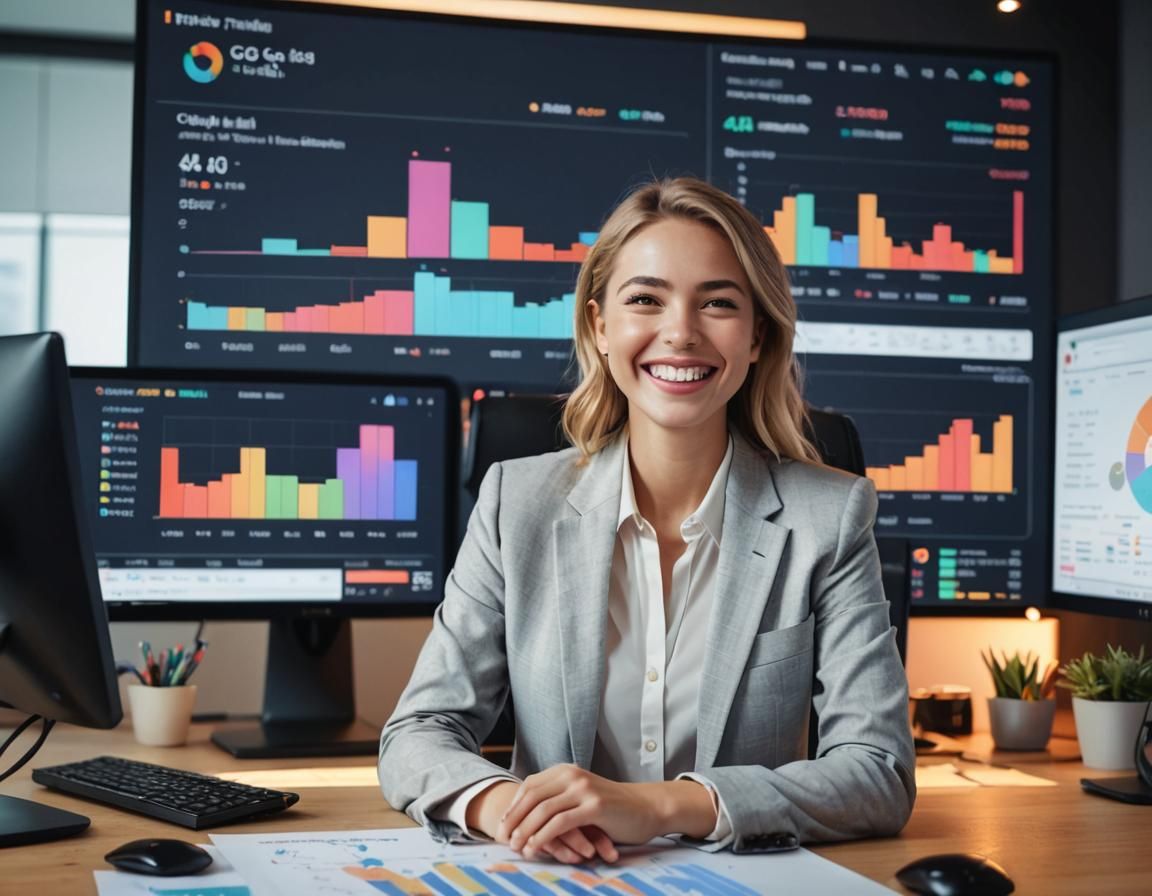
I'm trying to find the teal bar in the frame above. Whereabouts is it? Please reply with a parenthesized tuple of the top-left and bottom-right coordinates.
(450, 201, 489, 259)
(262, 238, 298, 255)
(245, 308, 266, 331)
(811, 226, 831, 267)
(294, 248, 331, 256)
(511, 305, 539, 338)
(474, 291, 498, 337)
(449, 289, 477, 336)
(973, 250, 990, 273)
(948, 293, 972, 304)
(795, 193, 815, 265)
(414, 271, 436, 335)
(187, 301, 229, 330)
(578, 231, 599, 245)
(496, 293, 514, 338)
(433, 274, 452, 337)
(563, 292, 576, 338)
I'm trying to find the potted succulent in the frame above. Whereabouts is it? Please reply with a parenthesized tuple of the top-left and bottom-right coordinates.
(1059, 645, 1152, 769)
(981, 649, 1058, 750)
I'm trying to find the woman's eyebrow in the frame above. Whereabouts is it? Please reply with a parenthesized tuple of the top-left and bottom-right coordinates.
(616, 275, 670, 294)
(696, 279, 746, 295)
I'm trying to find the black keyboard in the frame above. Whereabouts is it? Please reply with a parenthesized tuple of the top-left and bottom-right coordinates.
(32, 755, 300, 829)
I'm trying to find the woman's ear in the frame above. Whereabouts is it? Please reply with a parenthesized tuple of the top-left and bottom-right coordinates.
(589, 300, 609, 355)
(749, 316, 767, 363)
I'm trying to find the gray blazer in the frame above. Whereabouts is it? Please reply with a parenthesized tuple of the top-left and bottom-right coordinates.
(379, 434, 916, 850)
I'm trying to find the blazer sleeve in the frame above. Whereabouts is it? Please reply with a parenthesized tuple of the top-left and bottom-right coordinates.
(378, 462, 516, 841)
(690, 476, 916, 849)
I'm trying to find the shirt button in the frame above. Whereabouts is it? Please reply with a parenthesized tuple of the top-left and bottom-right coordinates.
(645, 740, 658, 752)
(647, 668, 659, 683)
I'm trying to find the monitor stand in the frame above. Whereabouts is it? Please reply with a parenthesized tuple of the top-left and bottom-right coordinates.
(0, 795, 90, 847)
(211, 617, 380, 759)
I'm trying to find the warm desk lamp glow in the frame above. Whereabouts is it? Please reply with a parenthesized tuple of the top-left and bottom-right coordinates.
(296, 0, 807, 40)
(998, 0, 1022, 12)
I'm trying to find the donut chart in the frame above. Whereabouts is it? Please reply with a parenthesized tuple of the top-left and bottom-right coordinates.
(1126, 397, 1152, 513)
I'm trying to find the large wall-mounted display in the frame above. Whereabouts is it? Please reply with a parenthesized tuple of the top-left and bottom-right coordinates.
(131, 0, 1054, 609)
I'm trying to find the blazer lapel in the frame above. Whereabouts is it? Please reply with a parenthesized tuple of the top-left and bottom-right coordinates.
(696, 438, 789, 769)
(553, 438, 625, 769)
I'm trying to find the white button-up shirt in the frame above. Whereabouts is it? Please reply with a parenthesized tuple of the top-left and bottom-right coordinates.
(442, 437, 734, 843)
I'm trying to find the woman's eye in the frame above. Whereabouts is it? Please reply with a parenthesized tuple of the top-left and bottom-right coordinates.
(625, 294, 658, 306)
(704, 297, 737, 309)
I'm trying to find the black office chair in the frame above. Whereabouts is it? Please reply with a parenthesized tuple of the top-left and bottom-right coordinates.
(462, 395, 908, 762)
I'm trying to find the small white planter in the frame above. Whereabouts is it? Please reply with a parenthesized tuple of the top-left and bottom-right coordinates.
(987, 697, 1056, 750)
(1071, 697, 1151, 770)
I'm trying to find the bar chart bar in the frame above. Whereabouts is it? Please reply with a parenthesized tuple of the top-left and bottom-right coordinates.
(866, 415, 1014, 494)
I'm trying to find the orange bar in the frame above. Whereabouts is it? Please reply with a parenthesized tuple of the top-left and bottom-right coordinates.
(992, 414, 1013, 492)
(952, 420, 973, 491)
(230, 446, 251, 515)
(866, 466, 891, 491)
(183, 483, 208, 518)
(311, 306, 331, 332)
(265, 312, 285, 331)
(227, 306, 247, 330)
(330, 245, 368, 257)
(522, 242, 555, 261)
(890, 465, 907, 490)
(207, 478, 231, 518)
(488, 226, 525, 260)
(344, 569, 411, 585)
(876, 232, 892, 268)
(890, 243, 913, 269)
(939, 433, 956, 490)
(774, 197, 797, 264)
(299, 483, 320, 520)
(923, 445, 941, 491)
(905, 456, 925, 491)
(367, 216, 407, 258)
(247, 447, 266, 518)
(972, 452, 993, 493)
(987, 252, 1014, 274)
(858, 194, 878, 267)
(553, 248, 583, 262)
(160, 447, 183, 517)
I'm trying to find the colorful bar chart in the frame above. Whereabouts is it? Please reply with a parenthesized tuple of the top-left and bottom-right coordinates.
(866, 414, 1014, 494)
(158, 424, 417, 520)
(185, 272, 576, 340)
(765, 190, 1024, 274)
(187, 158, 598, 263)
(342, 858, 761, 896)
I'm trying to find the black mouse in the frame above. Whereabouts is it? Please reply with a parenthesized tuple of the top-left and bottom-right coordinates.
(105, 838, 214, 876)
(896, 853, 1014, 896)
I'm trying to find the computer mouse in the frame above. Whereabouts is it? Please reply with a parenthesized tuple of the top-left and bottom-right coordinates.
(896, 853, 1014, 896)
(105, 838, 213, 876)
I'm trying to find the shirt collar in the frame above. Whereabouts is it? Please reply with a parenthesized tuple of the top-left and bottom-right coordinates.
(617, 435, 733, 544)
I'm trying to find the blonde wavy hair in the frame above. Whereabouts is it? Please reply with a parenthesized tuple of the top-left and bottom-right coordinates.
(562, 177, 820, 464)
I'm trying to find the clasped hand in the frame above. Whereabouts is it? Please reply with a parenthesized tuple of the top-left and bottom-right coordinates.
(495, 765, 667, 864)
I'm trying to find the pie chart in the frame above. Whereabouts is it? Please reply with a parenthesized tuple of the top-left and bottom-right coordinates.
(1126, 397, 1152, 513)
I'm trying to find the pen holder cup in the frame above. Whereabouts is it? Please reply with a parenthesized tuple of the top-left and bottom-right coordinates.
(127, 684, 198, 747)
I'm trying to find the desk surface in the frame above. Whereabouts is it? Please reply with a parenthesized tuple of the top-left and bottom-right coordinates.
(2, 721, 1149, 894)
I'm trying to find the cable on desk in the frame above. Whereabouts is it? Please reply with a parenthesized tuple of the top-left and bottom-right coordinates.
(0, 715, 54, 784)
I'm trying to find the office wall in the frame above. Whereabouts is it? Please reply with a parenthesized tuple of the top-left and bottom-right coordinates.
(3, 0, 1150, 722)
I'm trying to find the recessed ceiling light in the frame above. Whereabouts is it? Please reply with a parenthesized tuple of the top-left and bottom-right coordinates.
(998, 0, 1022, 12)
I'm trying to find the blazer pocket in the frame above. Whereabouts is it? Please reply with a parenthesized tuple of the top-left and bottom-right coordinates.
(746, 613, 815, 668)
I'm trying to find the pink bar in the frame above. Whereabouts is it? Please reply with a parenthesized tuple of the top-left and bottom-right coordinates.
(364, 293, 387, 334)
(381, 290, 415, 335)
(407, 160, 451, 257)
(312, 306, 331, 332)
(297, 307, 313, 332)
(377, 425, 395, 520)
(359, 425, 380, 519)
(338, 301, 365, 333)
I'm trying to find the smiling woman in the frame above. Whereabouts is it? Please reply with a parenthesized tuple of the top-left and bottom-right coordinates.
(379, 177, 915, 863)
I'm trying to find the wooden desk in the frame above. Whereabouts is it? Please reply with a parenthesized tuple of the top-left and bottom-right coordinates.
(2, 722, 1149, 894)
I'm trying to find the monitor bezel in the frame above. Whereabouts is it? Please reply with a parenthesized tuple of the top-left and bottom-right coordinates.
(69, 365, 461, 622)
(1049, 293, 1152, 622)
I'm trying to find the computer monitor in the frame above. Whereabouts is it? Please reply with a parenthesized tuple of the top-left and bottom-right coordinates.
(0, 333, 122, 846)
(130, 0, 1055, 611)
(68, 368, 458, 757)
(1051, 294, 1152, 621)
